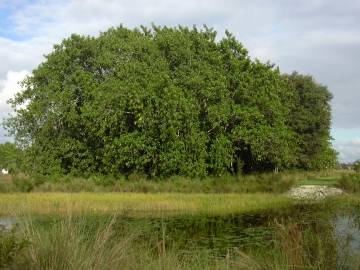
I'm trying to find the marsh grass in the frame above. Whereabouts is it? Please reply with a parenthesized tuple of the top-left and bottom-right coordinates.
(232, 218, 338, 270)
(0, 192, 291, 217)
(23, 215, 136, 270)
(18, 214, 243, 270)
(1, 198, 359, 269)
(336, 173, 360, 193)
(0, 227, 28, 269)
(0, 170, 351, 194)
(11, 209, 341, 270)
(0, 172, 296, 193)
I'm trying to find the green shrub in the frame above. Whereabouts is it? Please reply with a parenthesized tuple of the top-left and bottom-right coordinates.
(35, 178, 99, 192)
(354, 160, 360, 173)
(336, 173, 360, 193)
(13, 175, 34, 192)
(89, 175, 117, 187)
(1, 172, 296, 193)
(127, 172, 148, 182)
(0, 228, 28, 268)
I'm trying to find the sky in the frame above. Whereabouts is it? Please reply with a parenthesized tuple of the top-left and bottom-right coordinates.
(0, 0, 359, 163)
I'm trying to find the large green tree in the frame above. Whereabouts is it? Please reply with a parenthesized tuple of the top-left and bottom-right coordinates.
(283, 72, 337, 169)
(5, 25, 336, 177)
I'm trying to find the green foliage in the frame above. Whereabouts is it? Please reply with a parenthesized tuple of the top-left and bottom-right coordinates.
(353, 160, 360, 173)
(336, 173, 360, 193)
(13, 175, 35, 192)
(5, 25, 337, 177)
(283, 72, 338, 170)
(0, 228, 28, 268)
(0, 173, 294, 193)
(0, 142, 23, 173)
(5, 202, 347, 270)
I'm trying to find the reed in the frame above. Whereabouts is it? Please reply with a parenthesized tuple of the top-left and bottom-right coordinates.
(0, 192, 291, 217)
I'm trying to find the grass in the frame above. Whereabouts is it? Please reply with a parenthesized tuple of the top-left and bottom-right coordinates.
(295, 177, 339, 186)
(0, 200, 345, 270)
(335, 173, 360, 193)
(0, 170, 358, 269)
(0, 169, 352, 194)
(0, 192, 292, 217)
(2, 214, 255, 269)
(0, 172, 296, 194)
(0, 189, 358, 269)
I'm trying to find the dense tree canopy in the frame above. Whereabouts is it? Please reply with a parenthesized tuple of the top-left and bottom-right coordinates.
(5, 25, 337, 177)
(0, 142, 23, 172)
(283, 72, 337, 170)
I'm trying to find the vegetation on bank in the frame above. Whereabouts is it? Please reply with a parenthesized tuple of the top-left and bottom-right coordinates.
(0, 192, 291, 217)
(2, 216, 336, 270)
(4, 25, 336, 179)
(0, 199, 356, 270)
(0, 172, 297, 193)
(0, 170, 350, 193)
(336, 173, 360, 193)
(353, 160, 360, 173)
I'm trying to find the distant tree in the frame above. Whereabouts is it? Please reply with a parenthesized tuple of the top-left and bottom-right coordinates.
(4, 25, 337, 177)
(354, 160, 360, 173)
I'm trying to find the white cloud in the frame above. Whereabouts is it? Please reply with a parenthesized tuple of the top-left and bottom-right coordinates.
(0, 36, 50, 79)
(0, 70, 29, 141)
(0, 70, 29, 116)
(0, 0, 359, 160)
(335, 139, 360, 163)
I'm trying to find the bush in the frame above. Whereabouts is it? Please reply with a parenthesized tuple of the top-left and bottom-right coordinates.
(0, 228, 28, 268)
(0, 172, 297, 193)
(13, 175, 34, 192)
(354, 160, 360, 173)
(336, 173, 360, 193)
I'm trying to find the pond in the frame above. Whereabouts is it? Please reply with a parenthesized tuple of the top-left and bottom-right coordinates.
(116, 203, 360, 268)
(2, 202, 360, 269)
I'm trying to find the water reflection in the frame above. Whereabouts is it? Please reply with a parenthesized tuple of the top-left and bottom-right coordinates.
(6, 203, 360, 269)
(120, 205, 316, 255)
(0, 217, 16, 230)
(333, 214, 360, 269)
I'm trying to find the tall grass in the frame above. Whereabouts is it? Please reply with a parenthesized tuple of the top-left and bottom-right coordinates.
(0, 169, 350, 194)
(0, 192, 292, 217)
(1, 211, 345, 270)
(336, 173, 360, 193)
(18, 214, 237, 270)
(232, 220, 337, 270)
(23, 215, 135, 270)
(0, 172, 297, 193)
(1, 169, 354, 195)
(0, 227, 28, 269)
(1, 198, 359, 269)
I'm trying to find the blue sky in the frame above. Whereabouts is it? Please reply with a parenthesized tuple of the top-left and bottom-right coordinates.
(0, 1, 29, 40)
(0, 0, 359, 163)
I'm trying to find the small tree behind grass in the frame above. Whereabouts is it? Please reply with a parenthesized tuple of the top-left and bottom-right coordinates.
(353, 160, 360, 173)
(336, 174, 360, 193)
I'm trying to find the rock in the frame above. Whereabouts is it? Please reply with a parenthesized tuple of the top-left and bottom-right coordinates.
(287, 185, 344, 200)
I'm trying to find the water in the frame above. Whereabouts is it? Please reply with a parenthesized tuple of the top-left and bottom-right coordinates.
(4, 203, 360, 268)
(112, 203, 360, 267)
(0, 217, 16, 230)
(137, 213, 275, 253)
(111, 204, 327, 255)
(333, 214, 360, 268)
